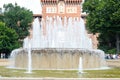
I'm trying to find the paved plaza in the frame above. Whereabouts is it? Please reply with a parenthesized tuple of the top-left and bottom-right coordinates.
(1, 78, 120, 80)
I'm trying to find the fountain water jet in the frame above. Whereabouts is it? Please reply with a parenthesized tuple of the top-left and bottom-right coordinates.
(78, 57, 83, 73)
(26, 40, 32, 73)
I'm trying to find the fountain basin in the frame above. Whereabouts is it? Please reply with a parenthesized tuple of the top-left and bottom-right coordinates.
(10, 48, 106, 70)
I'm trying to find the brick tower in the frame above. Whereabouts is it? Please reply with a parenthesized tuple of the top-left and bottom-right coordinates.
(40, 0, 82, 19)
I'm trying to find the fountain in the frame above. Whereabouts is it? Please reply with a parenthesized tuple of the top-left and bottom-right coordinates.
(9, 16, 106, 71)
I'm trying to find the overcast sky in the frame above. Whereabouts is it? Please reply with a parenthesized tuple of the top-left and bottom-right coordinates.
(0, 0, 42, 14)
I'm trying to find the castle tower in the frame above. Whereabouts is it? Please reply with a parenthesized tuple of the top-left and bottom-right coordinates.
(40, 0, 82, 19)
(40, 0, 83, 35)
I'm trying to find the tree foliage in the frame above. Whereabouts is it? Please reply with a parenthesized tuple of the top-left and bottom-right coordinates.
(83, 0, 120, 53)
(3, 3, 33, 40)
(0, 14, 4, 22)
(0, 22, 20, 57)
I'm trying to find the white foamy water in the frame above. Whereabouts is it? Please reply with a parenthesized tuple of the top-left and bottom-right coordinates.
(23, 17, 92, 49)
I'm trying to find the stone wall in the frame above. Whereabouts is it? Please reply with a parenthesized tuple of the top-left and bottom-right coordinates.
(106, 59, 120, 67)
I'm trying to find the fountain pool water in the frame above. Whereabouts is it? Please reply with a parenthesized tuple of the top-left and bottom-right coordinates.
(9, 17, 106, 71)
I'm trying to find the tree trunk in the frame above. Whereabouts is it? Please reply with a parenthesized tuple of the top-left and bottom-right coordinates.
(116, 33, 120, 54)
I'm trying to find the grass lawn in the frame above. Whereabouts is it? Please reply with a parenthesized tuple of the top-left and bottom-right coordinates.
(0, 66, 120, 78)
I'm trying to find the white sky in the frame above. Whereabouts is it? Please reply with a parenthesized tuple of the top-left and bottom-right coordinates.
(0, 0, 42, 14)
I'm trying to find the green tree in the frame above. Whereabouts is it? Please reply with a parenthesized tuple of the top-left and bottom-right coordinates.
(0, 22, 20, 57)
(0, 14, 4, 22)
(83, 0, 120, 54)
(3, 3, 33, 42)
(0, 8, 4, 22)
